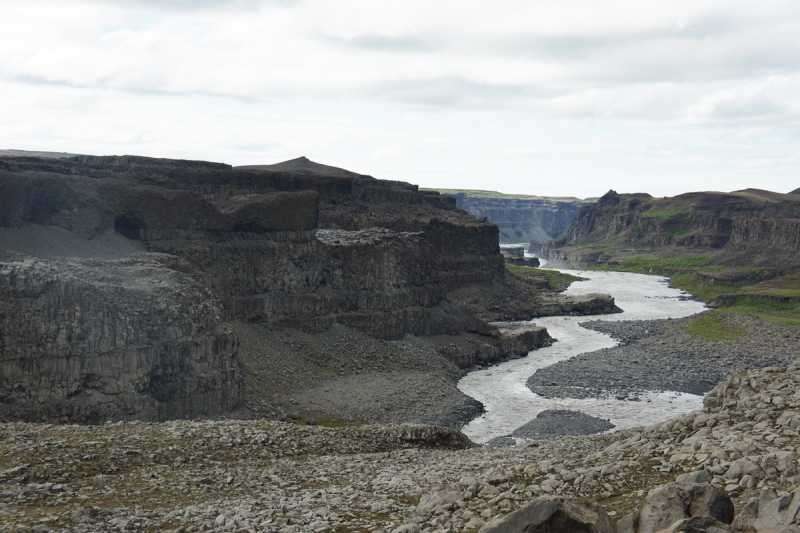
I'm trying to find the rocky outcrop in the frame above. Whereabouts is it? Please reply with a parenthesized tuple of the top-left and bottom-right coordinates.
(0, 154, 577, 424)
(546, 189, 800, 268)
(480, 496, 616, 533)
(0, 251, 241, 423)
(618, 483, 734, 533)
(448, 192, 584, 244)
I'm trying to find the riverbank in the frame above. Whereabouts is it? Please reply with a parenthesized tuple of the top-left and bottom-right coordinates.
(528, 313, 800, 400)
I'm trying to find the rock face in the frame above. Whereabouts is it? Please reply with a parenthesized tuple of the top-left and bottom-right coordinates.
(618, 483, 734, 533)
(546, 189, 800, 268)
(0, 155, 568, 423)
(447, 193, 584, 244)
(480, 496, 616, 533)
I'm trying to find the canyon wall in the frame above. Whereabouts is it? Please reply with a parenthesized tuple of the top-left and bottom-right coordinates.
(546, 189, 800, 268)
(448, 193, 584, 246)
(0, 155, 515, 423)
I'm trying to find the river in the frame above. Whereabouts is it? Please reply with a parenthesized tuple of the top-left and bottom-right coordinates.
(458, 269, 708, 444)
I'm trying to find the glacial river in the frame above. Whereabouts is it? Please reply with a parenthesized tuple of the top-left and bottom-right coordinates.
(458, 269, 708, 444)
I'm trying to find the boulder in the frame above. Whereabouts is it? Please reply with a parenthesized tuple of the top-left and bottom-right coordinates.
(731, 498, 759, 532)
(480, 496, 615, 533)
(754, 489, 800, 531)
(654, 516, 732, 533)
(627, 483, 734, 533)
(725, 460, 764, 481)
(416, 487, 461, 515)
(677, 471, 713, 484)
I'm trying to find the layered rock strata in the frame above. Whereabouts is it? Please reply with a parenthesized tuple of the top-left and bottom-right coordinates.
(546, 189, 800, 269)
(0, 155, 578, 423)
(448, 193, 584, 245)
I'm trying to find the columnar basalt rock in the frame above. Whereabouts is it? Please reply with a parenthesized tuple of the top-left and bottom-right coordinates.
(0, 155, 576, 423)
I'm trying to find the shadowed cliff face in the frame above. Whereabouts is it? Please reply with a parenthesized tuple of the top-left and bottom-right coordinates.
(0, 155, 518, 423)
(448, 193, 584, 245)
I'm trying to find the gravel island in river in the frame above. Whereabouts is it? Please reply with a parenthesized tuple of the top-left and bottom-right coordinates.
(458, 269, 707, 444)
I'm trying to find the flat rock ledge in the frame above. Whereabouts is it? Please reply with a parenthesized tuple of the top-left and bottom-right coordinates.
(4, 360, 800, 532)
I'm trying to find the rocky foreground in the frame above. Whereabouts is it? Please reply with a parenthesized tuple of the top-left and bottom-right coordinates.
(4, 361, 800, 532)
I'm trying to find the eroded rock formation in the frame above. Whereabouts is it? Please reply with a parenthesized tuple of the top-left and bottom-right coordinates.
(0, 155, 583, 424)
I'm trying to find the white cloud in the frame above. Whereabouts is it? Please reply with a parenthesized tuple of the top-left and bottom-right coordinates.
(1, 0, 800, 195)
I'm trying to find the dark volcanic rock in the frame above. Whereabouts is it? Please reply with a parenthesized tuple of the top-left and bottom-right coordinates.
(512, 410, 614, 440)
(0, 154, 558, 424)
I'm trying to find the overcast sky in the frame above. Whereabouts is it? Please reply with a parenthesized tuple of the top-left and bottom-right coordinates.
(2, 0, 800, 197)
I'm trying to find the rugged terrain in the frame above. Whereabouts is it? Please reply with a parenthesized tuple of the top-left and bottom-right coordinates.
(3, 359, 800, 532)
(425, 189, 585, 246)
(544, 188, 800, 330)
(0, 154, 613, 426)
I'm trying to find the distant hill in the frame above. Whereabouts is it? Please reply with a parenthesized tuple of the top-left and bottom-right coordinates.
(236, 156, 365, 177)
(791, 187, 800, 195)
(0, 149, 81, 159)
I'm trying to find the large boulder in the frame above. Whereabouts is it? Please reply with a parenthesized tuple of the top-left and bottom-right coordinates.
(619, 483, 734, 533)
(480, 496, 615, 533)
(753, 488, 800, 531)
(654, 516, 731, 533)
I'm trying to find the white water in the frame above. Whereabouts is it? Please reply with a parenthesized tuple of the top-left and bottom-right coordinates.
(458, 270, 708, 443)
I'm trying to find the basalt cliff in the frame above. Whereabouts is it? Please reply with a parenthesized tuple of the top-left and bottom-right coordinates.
(546, 188, 800, 271)
(0, 155, 615, 426)
(443, 191, 584, 246)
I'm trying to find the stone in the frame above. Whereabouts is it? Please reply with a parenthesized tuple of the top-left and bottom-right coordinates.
(726, 460, 764, 481)
(479, 496, 615, 533)
(417, 488, 462, 514)
(754, 493, 795, 531)
(635, 483, 734, 533)
(653, 516, 732, 533)
(677, 471, 713, 484)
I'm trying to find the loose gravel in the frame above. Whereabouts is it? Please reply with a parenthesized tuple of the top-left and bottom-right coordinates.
(527, 313, 800, 400)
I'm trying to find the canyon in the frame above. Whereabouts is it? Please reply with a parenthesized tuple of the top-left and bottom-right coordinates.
(0, 154, 614, 426)
(432, 190, 585, 246)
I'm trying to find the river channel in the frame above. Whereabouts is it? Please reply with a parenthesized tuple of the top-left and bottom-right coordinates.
(458, 269, 708, 444)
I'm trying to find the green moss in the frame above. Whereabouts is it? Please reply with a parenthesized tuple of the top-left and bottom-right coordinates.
(588, 255, 713, 276)
(662, 229, 690, 237)
(684, 312, 745, 340)
(630, 225, 642, 233)
(640, 208, 692, 221)
(613, 212, 630, 218)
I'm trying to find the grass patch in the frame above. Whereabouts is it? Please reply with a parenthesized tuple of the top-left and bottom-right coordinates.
(640, 208, 692, 221)
(589, 255, 714, 275)
(684, 311, 745, 340)
(722, 306, 800, 327)
(630, 225, 642, 233)
(669, 273, 740, 302)
(662, 229, 690, 237)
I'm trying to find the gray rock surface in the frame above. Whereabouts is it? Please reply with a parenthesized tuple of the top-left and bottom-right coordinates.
(512, 410, 615, 440)
(480, 496, 616, 533)
(528, 315, 800, 400)
(4, 361, 800, 532)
